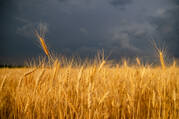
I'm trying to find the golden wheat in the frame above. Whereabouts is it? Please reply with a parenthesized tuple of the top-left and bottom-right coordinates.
(136, 57, 141, 66)
(35, 30, 50, 57)
(159, 51, 166, 69)
(0, 60, 178, 119)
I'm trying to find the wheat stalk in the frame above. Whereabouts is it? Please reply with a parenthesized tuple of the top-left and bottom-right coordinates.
(159, 51, 165, 69)
(51, 59, 60, 80)
(76, 66, 83, 95)
(123, 59, 127, 67)
(33, 69, 45, 94)
(88, 82, 92, 119)
(152, 40, 166, 69)
(0, 76, 7, 91)
(98, 60, 106, 72)
(136, 57, 141, 66)
(173, 59, 176, 68)
(35, 30, 50, 57)
(99, 91, 109, 105)
(24, 68, 37, 77)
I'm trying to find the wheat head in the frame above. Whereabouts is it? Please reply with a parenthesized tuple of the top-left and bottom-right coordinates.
(35, 31, 50, 57)
(159, 51, 165, 69)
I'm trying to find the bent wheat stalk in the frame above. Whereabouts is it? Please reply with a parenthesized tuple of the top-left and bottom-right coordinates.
(0, 76, 7, 91)
(136, 57, 141, 66)
(98, 60, 106, 72)
(35, 30, 50, 58)
(99, 91, 109, 105)
(159, 51, 165, 69)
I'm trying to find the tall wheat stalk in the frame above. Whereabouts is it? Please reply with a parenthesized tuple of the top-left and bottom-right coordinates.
(159, 51, 166, 69)
(136, 57, 141, 66)
(35, 30, 50, 59)
(152, 40, 166, 69)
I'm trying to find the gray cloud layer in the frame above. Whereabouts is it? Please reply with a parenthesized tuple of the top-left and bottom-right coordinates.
(109, 0, 132, 6)
(0, 0, 179, 65)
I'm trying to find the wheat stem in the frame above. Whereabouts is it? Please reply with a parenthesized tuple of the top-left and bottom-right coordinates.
(159, 51, 165, 69)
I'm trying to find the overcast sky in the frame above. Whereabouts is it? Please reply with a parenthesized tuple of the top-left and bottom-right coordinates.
(1, 0, 179, 65)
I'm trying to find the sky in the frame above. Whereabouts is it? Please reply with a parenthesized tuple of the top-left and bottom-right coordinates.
(0, 0, 179, 65)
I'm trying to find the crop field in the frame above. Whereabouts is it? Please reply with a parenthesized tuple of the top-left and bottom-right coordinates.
(0, 58, 179, 119)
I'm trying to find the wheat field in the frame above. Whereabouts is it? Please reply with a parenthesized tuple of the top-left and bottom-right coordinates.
(0, 58, 179, 119)
(1, 31, 179, 119)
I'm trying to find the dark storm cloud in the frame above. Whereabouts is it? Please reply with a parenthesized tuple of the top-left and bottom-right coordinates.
(57, 0, 66, 2)
(98, 21, 157, 58)
(0, 0, 50, 65)
(1, 0, 179, 65)
(148, 2, 179, 57)
(173, 0, 179, 5)
(109, 0, 132, 6)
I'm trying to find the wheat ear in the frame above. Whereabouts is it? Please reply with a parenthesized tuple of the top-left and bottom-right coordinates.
(136, 57, 141, 66)
(35, 31, 50, 57)
(159, 51, 165, 69)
